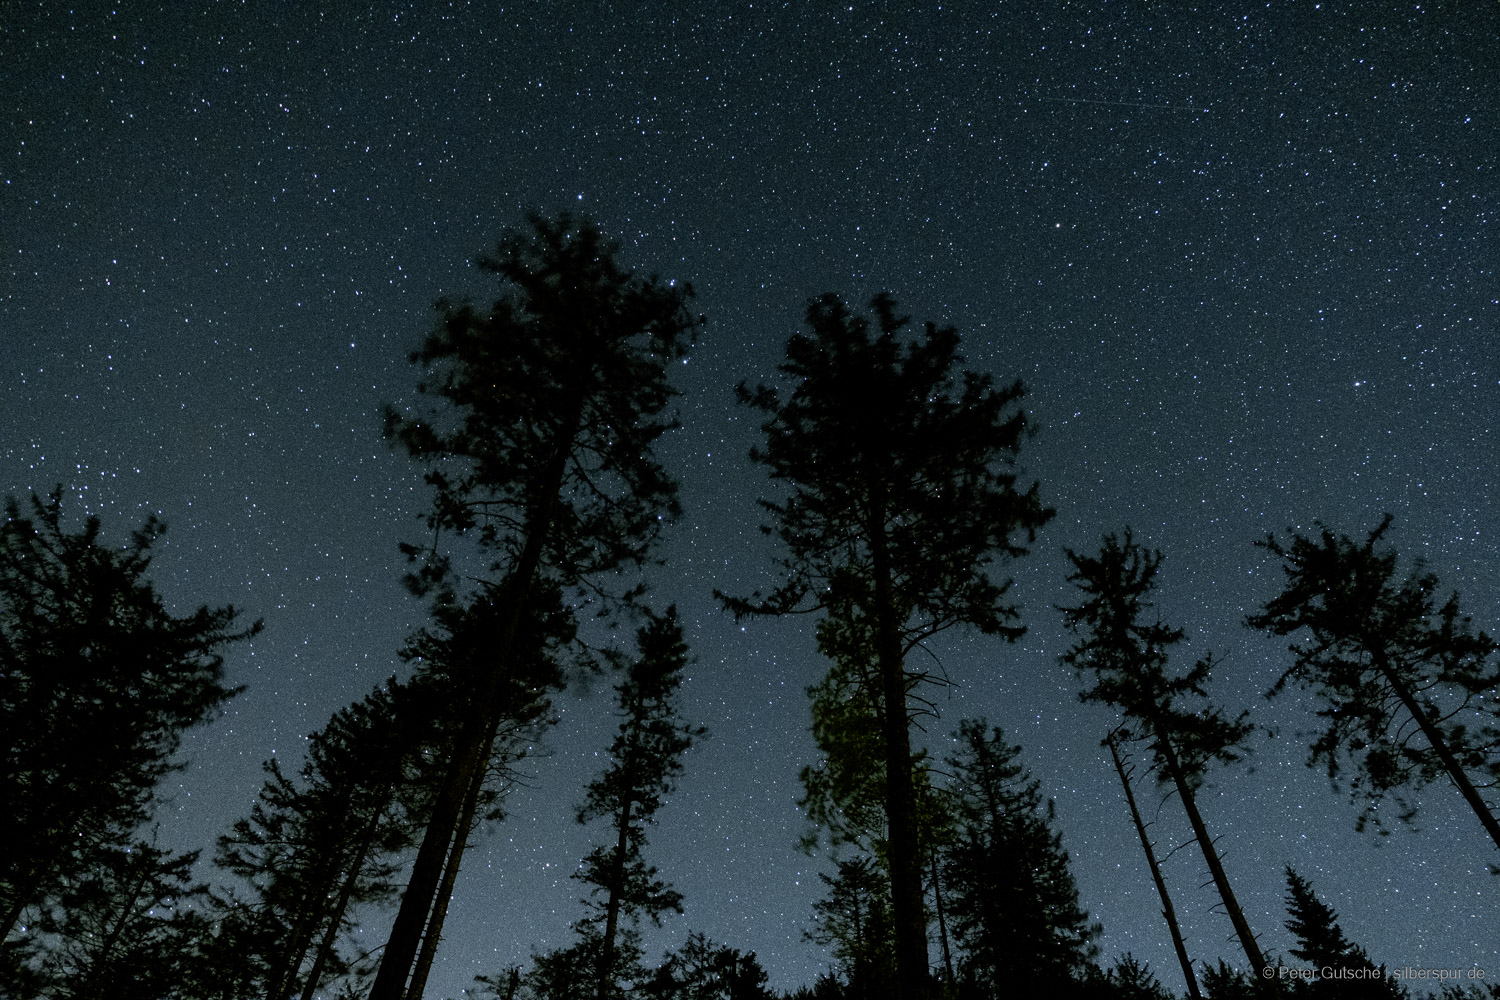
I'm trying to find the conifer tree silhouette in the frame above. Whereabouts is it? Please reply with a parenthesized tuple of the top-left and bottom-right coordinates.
(723, 293, 1052, 1000)
(1062, 531, 1276, 997)
(940, 718, 1099, 991)
(0, 490, 257, 946)
(1248, 517, 1500, 850)
(1282, 867, 1405, 999)
(573, 607, 702, 1000)
(373, 214, 698, 999)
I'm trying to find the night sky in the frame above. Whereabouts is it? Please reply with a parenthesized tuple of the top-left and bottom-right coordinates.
(4, 2, 1498, 996)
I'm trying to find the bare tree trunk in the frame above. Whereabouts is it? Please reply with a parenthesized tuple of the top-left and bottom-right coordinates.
(1107, 731, 1202, 1000)
(370, 415, 579, 1000)
(929, 852, 954, 991)
(868, 491, 931, 1000)
(407, 752, 489, 1000)
(1377, 653, 1500, 851)
(1154, 729, 1279, 998)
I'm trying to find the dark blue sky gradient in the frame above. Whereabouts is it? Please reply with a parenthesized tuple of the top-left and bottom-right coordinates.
(4, 3, 1497, 995)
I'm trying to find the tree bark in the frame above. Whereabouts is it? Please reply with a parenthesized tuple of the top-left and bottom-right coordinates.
(370, 409, 579, 1000)
(1375, 651, 1500, 851)
(868, 490, 931, 1000)
(1107, 732, 1202, 1000)
(406, 745, 491, 1000)
(1153, 728, 1279, 998)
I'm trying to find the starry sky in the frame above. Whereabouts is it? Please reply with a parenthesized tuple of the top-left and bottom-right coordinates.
(4, 2, 1498, 996)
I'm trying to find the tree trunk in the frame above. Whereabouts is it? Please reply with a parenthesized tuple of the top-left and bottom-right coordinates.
(1107, 732, 1202, 1000)
(929, 851, 954, 990)
(270, 787, 356, 1000)
(1376, 652, 1500, 851)
(1154, 729, 1279, 998)
(300, 795, 390, 1000)
(370, 411, 579, 1000)
(868, 492, 931, 1000)
(596, 794, 634, 1000)
(407, 747, 491, 1000)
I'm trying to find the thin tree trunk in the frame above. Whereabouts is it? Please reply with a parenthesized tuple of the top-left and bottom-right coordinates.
(407, 747, 491, 1000)
(1154, 729, 1279, 998)
(868, 492, 931, 1000)
(929, 851, 954, 990)
(271, 788, 355, 1000)
(369, 413, 579, 1000)
(596, 794, 634, 1000)
(1378, 653, 1500, 851)
(1107, 732, 1202, 1000)
(300, 796, 390, 1000)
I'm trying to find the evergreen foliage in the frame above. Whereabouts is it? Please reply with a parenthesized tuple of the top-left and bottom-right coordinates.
(0, 490, 257, 962)
(1247, 518, 1500, 845)
(639, 932, 775, 1000)
(724, 292, 1052, 999)
(373, 213, 698, 997)
(1104, 954, 1179, 1000)
(546, 607, 702, 1000)
(1281, 868, 1404, 999)
(1200, 960, 1260, 1000)
(208, 679, 430, 1000)
(805, 856, 895, 1000)
(1061, 531, 1271, 991)
(941, 719, 1100, 991)
(25, 838, 211, 1000)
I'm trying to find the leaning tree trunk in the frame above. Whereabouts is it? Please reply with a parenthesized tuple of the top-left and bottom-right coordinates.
(1375, 651, 1500, 851)
(1153, 727, 1279, 998)
(1107, 731, 1202, 1000)
(596, 791, 635, 1000)
(407, 748, 490, 1000)
(370, 412, 579, 1000)
(929, 852, 955, 990)
(299, 793, 391, 1000)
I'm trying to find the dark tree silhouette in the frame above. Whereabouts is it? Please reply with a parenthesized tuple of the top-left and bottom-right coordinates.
(210, 678, 439, 1000)
(723, 293, 1053, 999)
(1061, 532, 1275, 997)
(0, 489, 258, 944)
(639, 931, 775, 1000)
(1246, 517, 1500, 848)
(940, 718, 1099, 993)
(1282, 868, 1404, 999)
(573, 607, 702, 1000)
(401, 590, 565, 1000)
(1200, 960, 1261, 1000)
(1107, 730, 1203, 1000)
(806, 856, 894, 1000)
(1105, 954, 1179, 1000)
(26, 837, 212, 1000)
(374, 214, 698, 999)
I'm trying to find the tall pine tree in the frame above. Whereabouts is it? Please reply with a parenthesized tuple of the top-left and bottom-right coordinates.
(940, 718, 1100, 993)
(374, 214, 698, 999)
(0, 490, 257, 947)
(572, 607, 702, 1000)
(1247, 517, 1500, 848)
(1061, 531, 1274, 996)
(723, 293, 1052, 1000)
